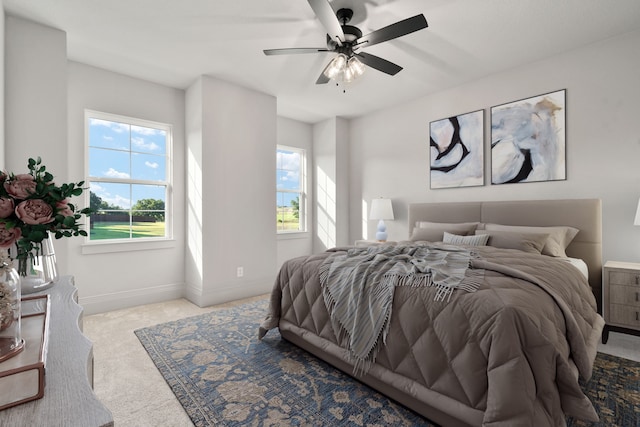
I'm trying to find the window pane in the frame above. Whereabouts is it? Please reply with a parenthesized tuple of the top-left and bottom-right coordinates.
(131, 185, 166, 239)
(89, 147, 131, 179)
(89, 182, 131, 240)
(89, 118, 130, 150)
(276, 170, 289, 189)
(276, 149, 301, 191)
(277, 191, 300, 231)
(90, 182, 131, 210)
(278, 150, 300, 172)
(132, 184, 165, 208)
(277, 169, 300, 190)
(131, 153, 166, 181)
(131, 125, 166, 154)
(131, 216, 166, 239)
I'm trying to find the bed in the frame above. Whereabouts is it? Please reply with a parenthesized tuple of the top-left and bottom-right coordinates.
(259, 199, 605, 426)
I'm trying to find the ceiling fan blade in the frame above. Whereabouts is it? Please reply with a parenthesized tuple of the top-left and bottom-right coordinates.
(316, 61, 332, 84)
(356, 14, 428, 48)
(264, 48, 330, 56)
(307, 0, 345, 43)
(355, 52, 403, 75)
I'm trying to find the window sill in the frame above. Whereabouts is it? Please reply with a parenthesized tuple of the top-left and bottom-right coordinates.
(277, 231, 310, 241)
(81, 238, 176, 255)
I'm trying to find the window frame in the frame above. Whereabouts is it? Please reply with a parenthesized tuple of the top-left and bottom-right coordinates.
(277, 145, 307, 234)
(83, 109, 174, 251)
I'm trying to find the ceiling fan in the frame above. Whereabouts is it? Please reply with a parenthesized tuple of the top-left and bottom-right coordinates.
(263, 0, 428, 84)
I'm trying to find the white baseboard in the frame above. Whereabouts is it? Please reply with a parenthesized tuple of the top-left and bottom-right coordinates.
(80, 276, 274, 315)
(184, 276, 273, 307)
(79, 282, 186, 315)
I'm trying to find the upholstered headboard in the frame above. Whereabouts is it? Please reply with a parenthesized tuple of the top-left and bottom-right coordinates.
(408, 199, 603, 309)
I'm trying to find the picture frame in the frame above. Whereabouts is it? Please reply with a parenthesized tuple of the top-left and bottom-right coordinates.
(490, 89, 566, 184)
(429, 109, 484, 189)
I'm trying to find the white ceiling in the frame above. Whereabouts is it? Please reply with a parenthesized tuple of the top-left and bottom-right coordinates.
(4, 0, 640, 123)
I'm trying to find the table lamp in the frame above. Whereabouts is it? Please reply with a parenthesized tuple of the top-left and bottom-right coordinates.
(369, 198, 394, 241)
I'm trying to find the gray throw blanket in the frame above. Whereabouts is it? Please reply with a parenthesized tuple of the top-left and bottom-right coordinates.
(319, 244, 484, 374)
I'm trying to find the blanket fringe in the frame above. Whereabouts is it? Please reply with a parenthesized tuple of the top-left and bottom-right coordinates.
(385, 268, 485, 302)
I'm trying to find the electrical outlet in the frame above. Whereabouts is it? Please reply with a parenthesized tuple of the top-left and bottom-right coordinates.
(236, 267, 244, 278)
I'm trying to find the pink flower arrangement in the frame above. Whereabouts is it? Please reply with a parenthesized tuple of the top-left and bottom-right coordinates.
(0, 157, 91, 276)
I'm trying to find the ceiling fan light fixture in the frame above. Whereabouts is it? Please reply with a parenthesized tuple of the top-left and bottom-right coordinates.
(343, 65, 355, 83)
(348, 56, 365, 78)
(324, 53, 348, 79)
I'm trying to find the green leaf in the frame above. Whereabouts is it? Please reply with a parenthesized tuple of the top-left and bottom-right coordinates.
(28, 230, 46, 243)
(63, 216, 77, 227)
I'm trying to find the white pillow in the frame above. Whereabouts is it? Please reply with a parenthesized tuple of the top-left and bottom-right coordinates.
(443, 232, 489, 246)
(482, 224, 579, 257)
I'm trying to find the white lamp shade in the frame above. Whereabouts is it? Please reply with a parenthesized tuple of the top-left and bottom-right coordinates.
(369, 198, 394, 220)
(634, 198, 640, 225)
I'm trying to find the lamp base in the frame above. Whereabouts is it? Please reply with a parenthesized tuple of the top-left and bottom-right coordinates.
(376, 219, 388, 242)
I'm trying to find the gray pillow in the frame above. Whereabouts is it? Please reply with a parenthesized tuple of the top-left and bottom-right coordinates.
(483, 224, 578, 257)
(475, 230, 549, 254)
(411, 222, 479, 242)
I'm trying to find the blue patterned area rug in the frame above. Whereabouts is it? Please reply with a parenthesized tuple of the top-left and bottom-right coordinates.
(135, 299, 639, 427)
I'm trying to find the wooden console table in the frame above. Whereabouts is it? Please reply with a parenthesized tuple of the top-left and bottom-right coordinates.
(0, 276, 113, 426)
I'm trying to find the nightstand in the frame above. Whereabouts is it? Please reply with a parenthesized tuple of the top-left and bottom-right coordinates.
(602, 261, 640, 344)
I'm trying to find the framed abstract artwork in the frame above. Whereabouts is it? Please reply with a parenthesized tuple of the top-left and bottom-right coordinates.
(429, 109, 484, 189)
(491, 89, 566, 184)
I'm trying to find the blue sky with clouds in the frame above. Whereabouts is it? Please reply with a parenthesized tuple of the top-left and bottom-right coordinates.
(277, 149, 301, 208)
(89, 118, 167, 210)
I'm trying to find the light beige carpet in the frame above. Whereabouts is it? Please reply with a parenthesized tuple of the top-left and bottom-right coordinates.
(83, 296, 266, 427)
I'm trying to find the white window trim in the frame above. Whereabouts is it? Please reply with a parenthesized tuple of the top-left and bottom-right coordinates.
(84, 109, 174, 250)
(277, 145, 307, 234)
(277, 231, 310, 241)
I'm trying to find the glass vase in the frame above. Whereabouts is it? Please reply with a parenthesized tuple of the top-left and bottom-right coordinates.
(18, 237, 58, 295)
(0, 266, 24, 362)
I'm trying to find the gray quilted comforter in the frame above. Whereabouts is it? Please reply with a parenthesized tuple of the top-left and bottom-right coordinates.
(259, 244, 605, 426)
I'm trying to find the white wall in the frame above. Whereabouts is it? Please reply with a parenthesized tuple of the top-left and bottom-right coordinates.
(5, 16, 71, 273)
(67, 62, 186, 314)
(0, 2, 5, 166)
(184, 76, 277, 307)
(276, 116, 313, 269)
(313, 117, 351, 252)
(5, 16, 67, 174)
(349, 29, 640, 264)
(185, 78, 204, 298)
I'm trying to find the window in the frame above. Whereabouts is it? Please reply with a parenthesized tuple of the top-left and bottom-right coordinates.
(86, 110, 172, 242)
(277, 146, 306, 233)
